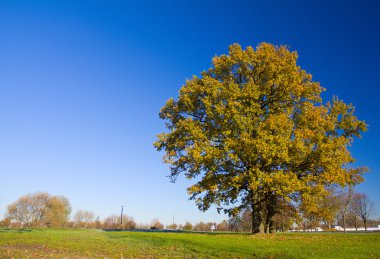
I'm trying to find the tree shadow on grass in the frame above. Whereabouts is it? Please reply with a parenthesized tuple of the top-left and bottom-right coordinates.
(102, 228, 252, 236)
(0, 228, 33, 233)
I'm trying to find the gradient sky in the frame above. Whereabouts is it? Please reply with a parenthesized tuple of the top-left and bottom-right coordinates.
(0, 0, 379, 225)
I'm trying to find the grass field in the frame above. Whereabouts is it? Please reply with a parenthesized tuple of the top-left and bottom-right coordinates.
(0, 228, 379, 258)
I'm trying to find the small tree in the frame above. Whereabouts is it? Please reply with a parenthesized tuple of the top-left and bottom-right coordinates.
(193, 221, 208, 231)
(121, 215, 136, 229)
(0, 217, 11, 228)
(240, 209, 253, 232)
(338, 187, 354, 234)
(228, 209, 253, 232)
(183, 221, 193, 231)
(357, 193, 374, 231)
(103, 214, 119, 229)
(44, 196, 72, 227)
(73, 210, 95, 228)
(94, 216, 102, 229)
(217, 220, 229, 231)
(167, 223, 178, 230)
(348, 193, 362, 231)
(228, 215, 242, 232)
(150, 219, 163, 229)
(272, 200, 298, 232)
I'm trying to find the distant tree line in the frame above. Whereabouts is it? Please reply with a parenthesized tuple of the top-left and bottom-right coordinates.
(0, 192, 137, 229)
(0, 191, 377, 233)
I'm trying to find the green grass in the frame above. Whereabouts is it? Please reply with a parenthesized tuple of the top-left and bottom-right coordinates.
(0, 228, 379, 258)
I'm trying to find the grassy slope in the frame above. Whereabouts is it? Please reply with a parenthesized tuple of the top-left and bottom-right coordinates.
(0, 228, 379, 258)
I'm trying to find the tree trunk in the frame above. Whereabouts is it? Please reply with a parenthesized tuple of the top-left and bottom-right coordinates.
(263, 193, 276, 233)
(266, 218, 275, 233)
(364, 219, 367, 231)
(343, 214, 346, 234)
(251, 199, 263, 234)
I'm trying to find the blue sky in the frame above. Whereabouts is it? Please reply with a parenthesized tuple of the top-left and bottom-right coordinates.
(0, 0, 379, 224)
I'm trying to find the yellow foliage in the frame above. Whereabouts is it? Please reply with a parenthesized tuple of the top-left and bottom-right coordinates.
(154, 42, 367, 220)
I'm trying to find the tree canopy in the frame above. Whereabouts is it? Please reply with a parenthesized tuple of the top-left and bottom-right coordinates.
(7, 192, 71, 228)
(154, 43, 367, 233)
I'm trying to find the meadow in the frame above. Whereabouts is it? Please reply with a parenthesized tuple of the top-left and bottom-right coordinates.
(0, 228, 380, 258)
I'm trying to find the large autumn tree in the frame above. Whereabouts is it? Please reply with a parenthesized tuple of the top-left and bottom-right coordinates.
(154, 43, 367, 233)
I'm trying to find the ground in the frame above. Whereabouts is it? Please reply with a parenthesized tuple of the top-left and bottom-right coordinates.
(0, 228, 379, 258)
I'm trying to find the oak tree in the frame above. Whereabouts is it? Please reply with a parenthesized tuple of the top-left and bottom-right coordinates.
(155, 43, 367, 233)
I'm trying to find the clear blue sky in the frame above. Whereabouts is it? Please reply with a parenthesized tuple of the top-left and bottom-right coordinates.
(0, 0, 379, 224)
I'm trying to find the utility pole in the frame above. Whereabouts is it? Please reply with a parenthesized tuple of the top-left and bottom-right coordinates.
(120, 206, 124, 226)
